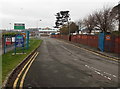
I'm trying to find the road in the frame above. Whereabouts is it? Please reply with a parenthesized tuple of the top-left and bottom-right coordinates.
(23, 37, 118, 88)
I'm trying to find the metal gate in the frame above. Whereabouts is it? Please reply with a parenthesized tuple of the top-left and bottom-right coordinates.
(98, 32, 105, 52)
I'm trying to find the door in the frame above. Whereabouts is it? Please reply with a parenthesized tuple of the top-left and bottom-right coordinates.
(98, 32, 105, 52)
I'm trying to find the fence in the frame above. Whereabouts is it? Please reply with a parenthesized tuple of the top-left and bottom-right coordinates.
(51, 34, 120, 54)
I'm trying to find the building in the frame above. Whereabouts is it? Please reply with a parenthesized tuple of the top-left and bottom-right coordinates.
(39, 27, 58, 35)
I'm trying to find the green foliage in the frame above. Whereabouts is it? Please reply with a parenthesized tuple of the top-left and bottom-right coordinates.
(60, 22, 78, 35)
(111, 31, 120, 36)
(2, 32, 19, 36)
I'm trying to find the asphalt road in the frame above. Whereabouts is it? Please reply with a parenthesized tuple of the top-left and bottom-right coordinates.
(23, 37, 119, 88)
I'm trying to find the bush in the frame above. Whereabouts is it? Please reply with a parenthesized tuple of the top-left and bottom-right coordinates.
(111, 31, 120, 36)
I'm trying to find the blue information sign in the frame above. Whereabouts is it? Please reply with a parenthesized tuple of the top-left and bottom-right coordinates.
(15, 34, 24, 47)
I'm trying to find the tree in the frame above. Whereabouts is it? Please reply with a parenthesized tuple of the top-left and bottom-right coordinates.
(111, 4, 120, 31)
(59, 22, 78, 35)
(83, 14, 96, 34)
(94, 7, 115, 32)
(59, 25, 68, 35)
(69, 22, 79, 33)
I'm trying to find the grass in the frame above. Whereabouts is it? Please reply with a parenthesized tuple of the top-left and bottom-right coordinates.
(2, 38, 42, 83)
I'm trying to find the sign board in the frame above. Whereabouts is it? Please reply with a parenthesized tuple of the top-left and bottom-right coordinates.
(12, 37, 15, 42)
(15, 34, 24, 47)
(106, 35, 111, 40)
(6, 37, 12, 45)
(14, 23, 25, 30)
(21, 32, 26, 39)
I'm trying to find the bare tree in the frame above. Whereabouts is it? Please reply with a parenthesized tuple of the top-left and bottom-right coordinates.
(111, 4, 120, 31)
(94, 7, 115, 32)
(83, 14, 96, 34)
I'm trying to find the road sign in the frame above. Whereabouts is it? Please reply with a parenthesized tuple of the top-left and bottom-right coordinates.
(12, 37, 15, 42)
(106, 35, 111, 40)
(14, 23, 25, 30)
(21, 32, 26, 39)
(15, 34, 24, 47)
(6, 37, 12, 45)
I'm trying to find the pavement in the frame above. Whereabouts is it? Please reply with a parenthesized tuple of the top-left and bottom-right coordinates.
(18, 36, 120, 88)
(60, 38, 120, 59)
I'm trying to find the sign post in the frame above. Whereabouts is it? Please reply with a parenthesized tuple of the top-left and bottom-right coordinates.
(26, 31, 29, 49)
(6, 37, 12, 45)
(14, 34, 24, 55)
(4, 35, 6, 54)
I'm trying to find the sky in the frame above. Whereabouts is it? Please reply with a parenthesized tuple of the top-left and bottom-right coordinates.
(0, 0, 119, 29)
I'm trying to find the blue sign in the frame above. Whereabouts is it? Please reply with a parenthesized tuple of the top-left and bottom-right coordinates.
(15, 34, 24, 47)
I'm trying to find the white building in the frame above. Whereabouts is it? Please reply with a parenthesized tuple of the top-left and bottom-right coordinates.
(39, 27, 58, 35)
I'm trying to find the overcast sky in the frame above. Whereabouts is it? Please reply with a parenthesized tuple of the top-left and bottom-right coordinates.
(0, 0, 119, 29)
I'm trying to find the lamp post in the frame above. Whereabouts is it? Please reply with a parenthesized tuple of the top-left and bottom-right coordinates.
(37, 19, 42, 30)
(68, 18, 71, 40)
(9, 23, 11, 30)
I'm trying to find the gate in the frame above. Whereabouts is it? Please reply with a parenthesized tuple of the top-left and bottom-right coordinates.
(98, 33, 105, 52)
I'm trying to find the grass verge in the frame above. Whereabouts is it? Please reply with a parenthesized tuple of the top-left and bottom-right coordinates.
(2, 38, 42, 83)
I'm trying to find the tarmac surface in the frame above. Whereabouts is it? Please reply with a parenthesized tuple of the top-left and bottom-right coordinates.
(23, 37, 119, 88)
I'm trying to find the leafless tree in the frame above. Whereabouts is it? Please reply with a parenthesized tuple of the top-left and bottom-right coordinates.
(111, 4, 120, 31)
(83, 14, 96, 34)
(94, 7, 115, 32)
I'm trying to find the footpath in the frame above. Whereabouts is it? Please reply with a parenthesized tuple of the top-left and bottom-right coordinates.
(57, 38, 120, 60)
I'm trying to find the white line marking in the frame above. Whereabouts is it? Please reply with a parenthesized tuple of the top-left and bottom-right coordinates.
(113, 75, 117, 78)
(84, 64, 117, 81)
(107, 77, 112, 80)
(74, 59, 78, 60)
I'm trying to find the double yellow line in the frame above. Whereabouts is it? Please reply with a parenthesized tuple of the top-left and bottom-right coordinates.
(13, 52, 39, 89)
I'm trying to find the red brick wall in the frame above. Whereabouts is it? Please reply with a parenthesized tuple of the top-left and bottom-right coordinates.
(114, 37, 120, 54)
(51, 34, 120, 54)
(71, 35, 98, 48)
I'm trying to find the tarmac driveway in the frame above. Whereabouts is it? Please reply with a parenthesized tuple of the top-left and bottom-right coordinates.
(24, 37, 119, 88)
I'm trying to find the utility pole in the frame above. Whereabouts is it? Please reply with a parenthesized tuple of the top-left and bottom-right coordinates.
(67, 18, 71, 41)
(9, 23, 11, 30)
(37, 19, 42, 30)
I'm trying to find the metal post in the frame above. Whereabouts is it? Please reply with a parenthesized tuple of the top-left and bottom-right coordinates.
(14, 36, 16, 55)
(4, 35, 6, 54)
(26, 31, 29, 49)
(68, 18, 71, 41)
(22, 37, 24, 53)
(68, 21, 70, 36)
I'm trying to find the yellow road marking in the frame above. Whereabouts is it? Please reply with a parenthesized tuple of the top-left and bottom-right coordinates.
(13, 52, 37, 89)
(56, 39, 119, 61)
(19, 52, 39, 89)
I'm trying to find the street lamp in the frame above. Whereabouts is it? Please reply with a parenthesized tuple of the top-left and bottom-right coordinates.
(37, 19, 42, 30)
(9, 23, 12, 30)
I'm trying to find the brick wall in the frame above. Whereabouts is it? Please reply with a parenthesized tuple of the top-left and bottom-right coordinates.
(51, 34, 120, 54)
